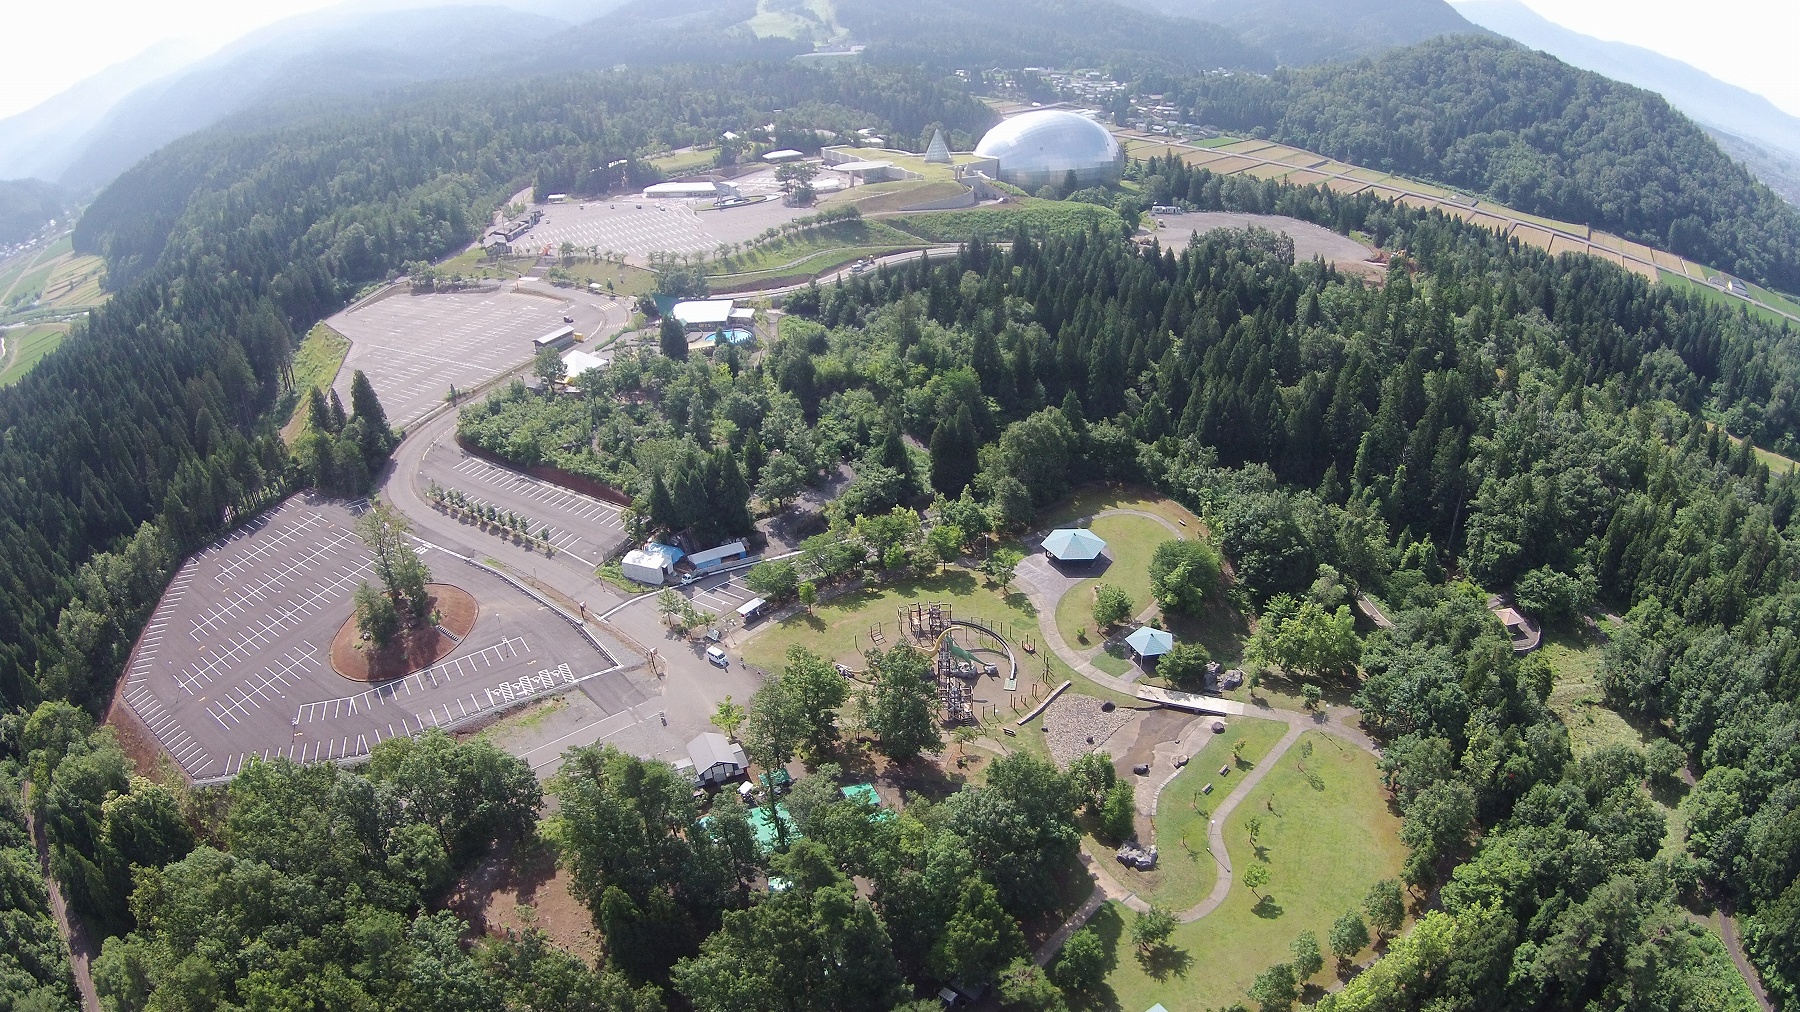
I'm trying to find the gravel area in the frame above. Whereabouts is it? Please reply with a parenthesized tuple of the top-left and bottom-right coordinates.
(1042, 693, 1136, 768)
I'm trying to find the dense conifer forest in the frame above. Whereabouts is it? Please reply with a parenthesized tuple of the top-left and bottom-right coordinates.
(1161, 35, 1800, 293)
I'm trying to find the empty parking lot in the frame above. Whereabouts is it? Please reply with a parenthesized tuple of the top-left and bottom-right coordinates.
(418, 438, 633, 568)
(327, 289, 575, 426)
(121, 495, 646, 781)
(516, 176, 827, 263)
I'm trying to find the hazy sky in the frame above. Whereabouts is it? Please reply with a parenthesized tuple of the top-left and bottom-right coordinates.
(0, 1, 347, 119)
(1508, 0, 1800, 117)
(1, 0, 1798, 122)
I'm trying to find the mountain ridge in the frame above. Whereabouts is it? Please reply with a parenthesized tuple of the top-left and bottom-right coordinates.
(1455, 0, 1800, 202)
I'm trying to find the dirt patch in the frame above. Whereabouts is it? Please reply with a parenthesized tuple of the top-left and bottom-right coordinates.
(102, 691, 169, 779)
(330, 583, 478, 681)
(1123, 708, 1196, 770)
(447, 837, 600, 960)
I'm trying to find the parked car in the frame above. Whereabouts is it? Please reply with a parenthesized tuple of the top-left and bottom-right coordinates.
(705, 645, 729, 668)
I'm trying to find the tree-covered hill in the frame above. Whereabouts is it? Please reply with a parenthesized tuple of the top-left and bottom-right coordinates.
(1130, 0, 1477, 66)
(1166, 35, 1800, 292)
(0, 179, 67, 246)
(834, 0, 1275, 76)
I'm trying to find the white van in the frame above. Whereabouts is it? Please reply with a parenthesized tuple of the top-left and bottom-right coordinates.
(705, 645, 729, 668)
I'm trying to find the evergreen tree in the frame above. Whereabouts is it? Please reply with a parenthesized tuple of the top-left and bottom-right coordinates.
(660, 316, 689, 361)
(929, 405, 979, 496)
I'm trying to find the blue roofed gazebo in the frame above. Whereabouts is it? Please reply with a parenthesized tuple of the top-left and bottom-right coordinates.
(1125, 626, 1174, 662)
(1043, 527, 1107, 563)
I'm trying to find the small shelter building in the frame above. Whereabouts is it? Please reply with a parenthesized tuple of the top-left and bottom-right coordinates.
(1125, 626, 1174, 662)
(684, 732, 749, 786)
(1043, 527, 1107, 562)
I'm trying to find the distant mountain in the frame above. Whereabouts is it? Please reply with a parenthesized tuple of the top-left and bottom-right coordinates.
(0, 41, 206, 183)
(834, 0, 1274, 75)
(1124, 0, 1476, 66)
(0, 179, 66, 245)
(1455, 0, 1800, 202)
(52, 4, 588, 193)
(523, 0, 809, 73)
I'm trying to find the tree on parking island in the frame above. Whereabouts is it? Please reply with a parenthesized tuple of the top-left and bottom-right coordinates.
(744, 559, 799, 600)
(354, 500, 432, 621)
(353, 581, 400, 645)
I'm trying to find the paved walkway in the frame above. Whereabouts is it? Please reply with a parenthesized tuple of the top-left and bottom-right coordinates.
(1018, 512, 1382, 962)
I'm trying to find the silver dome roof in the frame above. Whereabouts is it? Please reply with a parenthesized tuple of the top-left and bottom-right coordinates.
(973, 110, 1124, 190)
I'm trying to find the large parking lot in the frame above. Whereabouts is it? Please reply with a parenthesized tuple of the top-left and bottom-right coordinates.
(327, 289, 577, 426)
(517, 168, 838, 264)
(121, 496, 646, 782)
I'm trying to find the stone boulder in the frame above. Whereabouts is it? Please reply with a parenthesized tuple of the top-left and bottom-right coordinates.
(1116, 840, 1158, 871)
(1221, 669, 1245, 690)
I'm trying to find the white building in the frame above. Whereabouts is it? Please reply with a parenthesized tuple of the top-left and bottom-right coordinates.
(621, 542, 683, 585)
(644, 181, 739, 199)
(688, 540, 748, 572)
(671, 299, 736, 332)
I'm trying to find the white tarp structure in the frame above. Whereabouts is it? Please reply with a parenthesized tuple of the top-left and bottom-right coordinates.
(672, 299, 735, 329)
(621, 542, 683, 585)
(560, 349, 610, 385)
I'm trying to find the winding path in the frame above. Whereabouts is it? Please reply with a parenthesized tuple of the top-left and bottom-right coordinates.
(1018, 509, 1380, 962)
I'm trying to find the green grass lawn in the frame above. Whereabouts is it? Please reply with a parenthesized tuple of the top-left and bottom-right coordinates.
(4, 262, 54, 309)
(1659, 269, 1794, 327)
(1052, 513, 1180, 653)
(279, 323, 351, 442)
(1038, 484, 1203, 535)
(742, 565, 1142, 719)
(711, 247, 921, 294)
(649, 148, 719, 174)
(1098, 716, 1288, 909)
(1540, 624, 1648, 759)
(887, 199, 1124, 242)
(436, 247, 527, 281)
(710, 219, 922, 275)
(547, 260, 659, 297)
(1088, 730, 1405, 1012)
(0, 323, 67, 386)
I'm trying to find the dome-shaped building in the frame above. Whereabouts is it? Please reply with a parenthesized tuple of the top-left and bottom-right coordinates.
(973, 110, 1123, 191)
